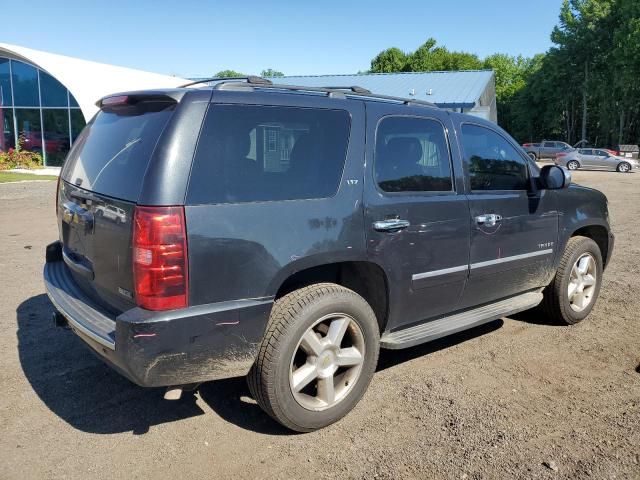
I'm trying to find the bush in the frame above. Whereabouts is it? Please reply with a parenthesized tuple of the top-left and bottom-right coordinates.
(0, 136, 44, 170)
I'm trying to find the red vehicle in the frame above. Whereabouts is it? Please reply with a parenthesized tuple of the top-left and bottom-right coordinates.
(21, 131, 67, 155)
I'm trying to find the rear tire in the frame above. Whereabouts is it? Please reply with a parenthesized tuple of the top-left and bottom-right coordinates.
(247, 283, 380, 432)
(540, 236, 603, 325)
(617, 162, 631, 173)
(527, 152, 537, 161)
(567, 160, 580, 170)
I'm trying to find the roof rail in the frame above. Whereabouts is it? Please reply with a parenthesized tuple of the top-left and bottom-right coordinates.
(323, 86, 372, 94)
(212, 81, 438, 108)
(179, 76, 272, 88)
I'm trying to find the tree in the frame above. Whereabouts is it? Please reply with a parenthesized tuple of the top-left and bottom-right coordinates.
(215, 70, 245, 77)
(370, 47, 408, 73)
(261, 69, 284, 77)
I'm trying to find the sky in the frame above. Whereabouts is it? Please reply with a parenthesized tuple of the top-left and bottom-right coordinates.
(2, 0, 562, 79)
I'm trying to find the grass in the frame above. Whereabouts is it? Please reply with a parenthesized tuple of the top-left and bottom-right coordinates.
(0, 172, 59, 183)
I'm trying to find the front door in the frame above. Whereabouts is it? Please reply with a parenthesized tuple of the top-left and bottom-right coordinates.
(456, 122, 559, 309)
(364, 104, 470, 331)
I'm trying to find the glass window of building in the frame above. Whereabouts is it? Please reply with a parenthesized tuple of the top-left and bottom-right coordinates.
(40, 71, 68, 107)
(11, 61, 39, 107)
(0, 58, 11, 106)
(0, 57, 86, 166)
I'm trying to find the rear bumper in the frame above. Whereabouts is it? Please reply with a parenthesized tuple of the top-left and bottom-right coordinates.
(43, 241, 273, 387)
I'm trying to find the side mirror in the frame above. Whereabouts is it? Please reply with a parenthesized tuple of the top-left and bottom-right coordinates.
(539, 164, 571, 190)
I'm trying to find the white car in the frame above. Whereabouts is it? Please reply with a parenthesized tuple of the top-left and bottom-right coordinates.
(95, 204, 127, 224)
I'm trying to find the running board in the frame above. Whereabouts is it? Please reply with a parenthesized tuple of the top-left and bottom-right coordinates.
(380, 292, 543, 350)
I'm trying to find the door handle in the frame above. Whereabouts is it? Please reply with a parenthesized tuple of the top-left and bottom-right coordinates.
(373, 219, 410, 232)
(475, 214, 502, 227)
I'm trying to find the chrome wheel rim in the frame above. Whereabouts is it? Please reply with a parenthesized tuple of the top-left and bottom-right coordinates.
(620, 163, 630, 172)
(289, 313, 365, 411)
(568, 161, 579, 170)
(568, 253, 597, 312)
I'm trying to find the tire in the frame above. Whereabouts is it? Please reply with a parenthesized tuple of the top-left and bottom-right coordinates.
(567, 160, 580, 170)
(527, 152, 537, 161)
(617, 162, 631, 173)
(247, 283, 380, 432)
(540, 236, 603, 325)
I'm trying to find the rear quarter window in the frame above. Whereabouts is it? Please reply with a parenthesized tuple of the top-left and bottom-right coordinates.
(61, 101, 175, 201)
(186, 104, 351, 205)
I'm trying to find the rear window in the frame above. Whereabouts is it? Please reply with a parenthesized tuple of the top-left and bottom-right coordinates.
(61, 102, 175, 201)
(186, 104, 351, 205)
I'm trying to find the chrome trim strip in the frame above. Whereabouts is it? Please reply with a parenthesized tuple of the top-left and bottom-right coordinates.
(411, 249, 554, 281)
(470, 249, 553, 270)
(412, 264, 468, 281)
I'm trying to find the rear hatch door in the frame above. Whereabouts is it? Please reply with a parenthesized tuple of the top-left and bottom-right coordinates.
(58, 95, 177, 313)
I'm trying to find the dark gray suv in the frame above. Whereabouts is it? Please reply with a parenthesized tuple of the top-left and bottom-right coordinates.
(44, 77, 614, 432)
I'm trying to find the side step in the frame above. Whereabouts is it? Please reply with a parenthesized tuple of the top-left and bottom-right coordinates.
(380, 292, 543, 350)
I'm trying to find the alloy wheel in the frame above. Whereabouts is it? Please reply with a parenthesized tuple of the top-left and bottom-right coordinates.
(289, 313, 365, 411)
(568, 253, 597, 312)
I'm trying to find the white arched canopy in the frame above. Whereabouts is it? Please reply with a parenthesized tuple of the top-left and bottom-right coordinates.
(0, 43, 188, 121)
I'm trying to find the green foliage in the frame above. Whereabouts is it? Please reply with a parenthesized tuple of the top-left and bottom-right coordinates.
(0, 135, 44, 171)
(215, 70, 245, 78)
(370, 47, 408, 73)
(370, 38, 482, 73)
(368, 0, 640, 146)
(260, 68, 284, 77)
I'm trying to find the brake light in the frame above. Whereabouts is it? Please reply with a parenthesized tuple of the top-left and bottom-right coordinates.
(133, 206, 188, 311)
(522, 143, 531, 147)
(101, 95, 129, 107)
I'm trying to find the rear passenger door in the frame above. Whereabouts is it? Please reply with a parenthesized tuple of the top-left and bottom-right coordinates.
(364, 104, 470, 330)
(579, 149, 597, 167)
(456, 121, 559, 309)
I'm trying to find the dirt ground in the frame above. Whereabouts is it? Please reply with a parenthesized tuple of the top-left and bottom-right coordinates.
(0, 171, 638, 480)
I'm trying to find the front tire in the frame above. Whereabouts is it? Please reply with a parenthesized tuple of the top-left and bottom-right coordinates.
(247, 283, 380, 432)
(541, 236, 603, 325)
(617, 162, 631, 173)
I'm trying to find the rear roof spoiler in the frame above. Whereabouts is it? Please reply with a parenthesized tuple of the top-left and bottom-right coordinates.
(96, 90, 185, 109)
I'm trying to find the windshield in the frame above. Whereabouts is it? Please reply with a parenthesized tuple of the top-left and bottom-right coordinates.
(61, 102, 175, 201)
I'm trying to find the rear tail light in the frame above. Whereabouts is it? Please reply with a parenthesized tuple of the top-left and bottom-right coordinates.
(133, 206, 188, 311)
(522, 143, 531, 147)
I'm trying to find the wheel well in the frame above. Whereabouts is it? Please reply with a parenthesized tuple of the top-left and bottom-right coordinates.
(572, 225, 609, 267)
(275, 262, 389, 332)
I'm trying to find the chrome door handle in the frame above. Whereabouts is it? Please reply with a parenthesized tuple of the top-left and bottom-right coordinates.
(475, 214, 502, 227)
(373, 219, 410, 232)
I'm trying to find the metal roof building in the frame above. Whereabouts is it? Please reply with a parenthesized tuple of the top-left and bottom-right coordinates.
(268, 71, 497, 122)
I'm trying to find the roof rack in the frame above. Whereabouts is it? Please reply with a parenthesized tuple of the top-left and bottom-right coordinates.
(179, 75, 272, 88)
(323, 86, 372, 94)
(212, 81, 438, 109)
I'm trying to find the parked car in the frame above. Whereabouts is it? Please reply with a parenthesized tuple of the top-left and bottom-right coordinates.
(44, 78, 614, 432)
(522, 140, 575, 161)
(556, 148, 639, 172)
(95, 204, 127, 224)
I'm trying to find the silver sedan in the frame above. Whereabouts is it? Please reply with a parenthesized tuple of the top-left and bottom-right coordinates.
(555, 148, 640, 172)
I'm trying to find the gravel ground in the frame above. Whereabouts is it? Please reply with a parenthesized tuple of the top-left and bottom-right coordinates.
(0, 172, 638, 480)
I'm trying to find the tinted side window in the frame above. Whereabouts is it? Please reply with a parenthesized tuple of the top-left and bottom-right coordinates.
(461, 124, 529, 191)
(187, 105, 350, 204)
(374, 116, 452, 193)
